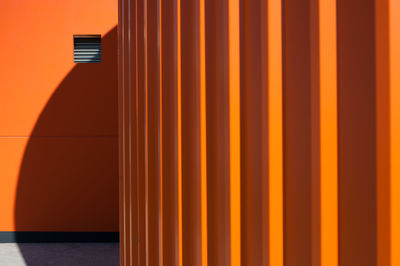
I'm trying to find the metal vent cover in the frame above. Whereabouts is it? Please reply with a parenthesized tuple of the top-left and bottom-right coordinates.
(74, 35, 101, 63)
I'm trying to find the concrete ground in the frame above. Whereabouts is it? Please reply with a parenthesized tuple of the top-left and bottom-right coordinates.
(0, 243, 119, 266)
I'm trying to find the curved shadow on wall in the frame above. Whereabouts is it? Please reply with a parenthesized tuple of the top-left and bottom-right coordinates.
(14, 27, 119, 265)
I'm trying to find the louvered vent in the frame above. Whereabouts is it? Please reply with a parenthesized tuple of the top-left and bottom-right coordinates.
(74, 35, 101, 63)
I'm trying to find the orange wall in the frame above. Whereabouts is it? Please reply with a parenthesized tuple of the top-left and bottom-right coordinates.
(0, 1, 118, 231)
(119, 0, 400, 266)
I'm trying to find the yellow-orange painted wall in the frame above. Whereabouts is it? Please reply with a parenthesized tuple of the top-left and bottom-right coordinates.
(0, 1, 118, 232)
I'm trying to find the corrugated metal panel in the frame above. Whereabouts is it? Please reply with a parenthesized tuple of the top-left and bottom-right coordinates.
(118, 0, 398, 265)
(74, 35, 101, 63)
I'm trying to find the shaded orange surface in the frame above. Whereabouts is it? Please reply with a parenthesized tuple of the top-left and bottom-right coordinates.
(283, 1, 313, 264)
(337, 0, 377, 265)
(205, 0, 232, 265)
(240, 1, 269, 265)
(0, 0, 117, 231)
(181, 3, 204, 261)
(161, 0, 180, 264)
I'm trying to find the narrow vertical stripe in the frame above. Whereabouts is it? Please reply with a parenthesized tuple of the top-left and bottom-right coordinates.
(376, 1, 390, 265)
(229, 0, 241, 265)
(319, 0, 338, 265)
(135, 0, 141, 263)
(159, 0, 164, 264)
(144, 0, 149, 265)
(120, 0, 127, 264)
(128, 0, 133, 262)
(268, 0, 283, 265)
(390, 1, 400, 265)
(200, 0, 208, 264)
(177, 0, 183, 264)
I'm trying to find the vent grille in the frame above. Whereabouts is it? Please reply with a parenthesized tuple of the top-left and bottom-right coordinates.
(74, 35, 101, 63)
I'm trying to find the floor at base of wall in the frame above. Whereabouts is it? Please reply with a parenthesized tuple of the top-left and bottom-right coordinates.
(0, 243, 119, 266)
